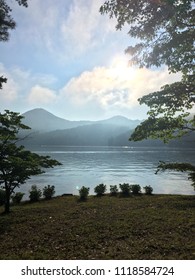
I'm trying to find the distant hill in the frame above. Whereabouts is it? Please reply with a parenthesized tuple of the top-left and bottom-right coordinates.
(22, 108, 141, 132)
(20, 108, 142, 146)
(98, 115, 141, 129)
(22, 108, 92, 132)
(20, 108, 195, 147)
(22, 124, 132, 146)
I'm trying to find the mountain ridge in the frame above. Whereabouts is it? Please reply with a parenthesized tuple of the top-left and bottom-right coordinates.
(22, 108, 92, 132)
(20, 108, 195, 148)
(19, 108, 143, 146)
(22, 108, 141, 132)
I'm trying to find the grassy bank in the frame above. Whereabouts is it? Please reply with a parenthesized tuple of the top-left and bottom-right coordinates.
(0, 194, 194, 259)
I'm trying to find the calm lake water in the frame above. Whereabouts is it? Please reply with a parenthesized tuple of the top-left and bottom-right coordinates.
(21, 146, 195, 198)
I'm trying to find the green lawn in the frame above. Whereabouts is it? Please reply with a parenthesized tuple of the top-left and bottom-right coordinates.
(0, 194, 194, 259)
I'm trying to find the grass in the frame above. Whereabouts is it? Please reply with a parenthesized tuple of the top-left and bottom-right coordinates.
(0, 194, 194, 260)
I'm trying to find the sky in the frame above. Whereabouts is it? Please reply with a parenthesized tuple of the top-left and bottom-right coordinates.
(0, 0, 181, 121)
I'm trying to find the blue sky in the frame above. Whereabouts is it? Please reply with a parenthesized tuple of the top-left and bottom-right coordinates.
(0, 0, 181, 120)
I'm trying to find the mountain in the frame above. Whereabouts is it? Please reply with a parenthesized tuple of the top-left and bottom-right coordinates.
(22, 108, 141, 132)
(20, 108, 195, 147)
(20, 108, 142, 146)
(22, 108, 92, 132)
(98, 115, 141, 129)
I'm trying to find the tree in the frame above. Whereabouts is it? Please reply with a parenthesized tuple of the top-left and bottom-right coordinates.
(43, 185, 56, 200)
(79, 186, 90, 201)
(0, 0, 28, 41)
(119, 183, 131, 196)
(0, 0, 28, 89)
(100, 0, 194, 74)
(0, 110, 62, 213)
(100, 0, 195, 188)
(94, 183, 106, 196)
(156, 161, 195, 189)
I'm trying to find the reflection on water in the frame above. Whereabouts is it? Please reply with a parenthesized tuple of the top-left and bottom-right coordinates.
(20, 146, 195, 198)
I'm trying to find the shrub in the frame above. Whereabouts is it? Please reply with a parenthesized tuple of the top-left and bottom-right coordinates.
(94, 183, 106, 196)
(43, 185, 55, 200)
(143, 185, 153, 195)
(131, 184, 141, 195)
(110, 185, 118, 196)
(79, 186, 90, 201)
(0, 189, 6, 206)
(29, 185, 42, 202)
(11, 192, 24, 204)
(119, 183, 131, 196)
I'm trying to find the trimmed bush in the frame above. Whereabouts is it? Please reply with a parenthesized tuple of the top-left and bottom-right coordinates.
(79, 186, 90, 201)
(119, 183, 131, 196)
(0, 189, 6, 206)
(43, 185, 55, 200)
(143, 185, 153, 195)
(131, 184, 141, 195)
(94, 183, 106, 196)
(29, 185, 42, 202)
(11, 192, 24, 204)
(110, 185, 118, 196)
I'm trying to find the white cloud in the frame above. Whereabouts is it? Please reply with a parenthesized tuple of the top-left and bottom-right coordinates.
(11, 0, 118, 61)
(59, 56, 181, 115)
(0, 1, 186, 121)
(0, 64, 58, 107)
(27, 85, 57, 105)
(60, 0, 113, 54)
(12, 0, 59, 43)
(0, 64, 19, 103)
(0, 79, 18, 102)
(0, 64, 59, 114)
(0, 59, 182, 120)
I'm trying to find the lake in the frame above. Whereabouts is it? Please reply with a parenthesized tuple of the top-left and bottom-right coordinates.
(20, 146, 195, 198)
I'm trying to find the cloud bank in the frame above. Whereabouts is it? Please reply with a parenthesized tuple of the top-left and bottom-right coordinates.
(58, 58, 181, 118)
(11, 0, 117, 62)
(0, 1, 182, 120)
(0, 58, 181, 119)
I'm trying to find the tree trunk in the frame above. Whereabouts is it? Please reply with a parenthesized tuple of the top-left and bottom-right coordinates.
(4, 184, 10, 214)
(4, 200, 10, 214)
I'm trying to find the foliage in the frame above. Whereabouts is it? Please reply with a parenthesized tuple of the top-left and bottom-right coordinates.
(0, 110, 62, 213)
(119, 183, 131, 196)
(29, 185, 42, 202)
(110, 185, 118, 196)
(11, 192, 24, 204)
(43, 185, 55, 200)
(100, 0, 194, 74)
(94, 183, 106, 196)
(79, 186, 90, 201)
(0, 76, 7, 90)
(101, 0, 195, 142)
(100, 0, 195, 188)
(143, 185, 153, 195)
(130, 184, 141, 195)
(156, 161, 195, 189)
(0, 189, 6, 205)
(0, 0, 28, 42)
(0, 0, 16, 42)
(130, 76, 195, 143)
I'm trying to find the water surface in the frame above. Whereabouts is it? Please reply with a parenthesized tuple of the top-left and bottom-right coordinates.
(21, 146, 195, 197)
